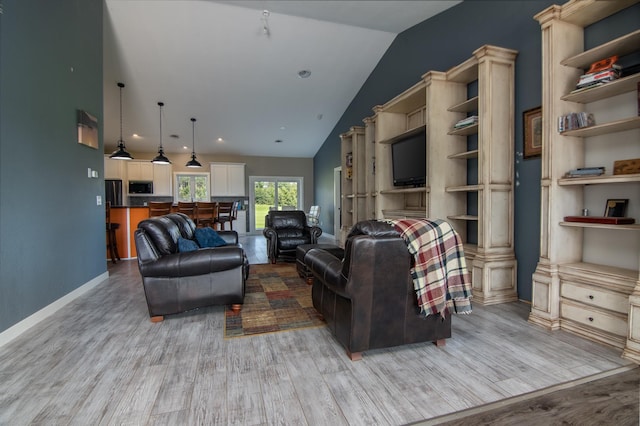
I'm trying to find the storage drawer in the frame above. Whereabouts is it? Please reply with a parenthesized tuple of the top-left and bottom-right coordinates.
(561, 281, 628, 314)
(561, 300, 627, 337)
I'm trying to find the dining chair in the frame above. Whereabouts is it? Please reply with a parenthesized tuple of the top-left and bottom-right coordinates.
(148, 201, 172, 217)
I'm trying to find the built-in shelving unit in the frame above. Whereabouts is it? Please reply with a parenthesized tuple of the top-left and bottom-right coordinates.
(373, 79, 428, 221)
(437, 45, 519, 305)
(340, 126, 366, 244)
(528, 0, 640, 363)
(354, 46, 518, 305)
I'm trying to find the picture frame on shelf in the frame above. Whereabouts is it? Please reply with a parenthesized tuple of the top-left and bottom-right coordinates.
(604, 198, 628, 217)
(523, 106, 542, 159)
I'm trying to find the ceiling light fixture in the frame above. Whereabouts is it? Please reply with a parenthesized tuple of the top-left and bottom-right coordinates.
(109, 82, 133, 160)
(151, 102, 171, 165)
(186, 117, 202, 168)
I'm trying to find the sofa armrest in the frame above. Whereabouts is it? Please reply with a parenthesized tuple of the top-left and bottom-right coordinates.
(304, 249, 348, 297)
(138, 246, 246, 278)
(217, 230, 238, 245)
(307, 225, 323, 243)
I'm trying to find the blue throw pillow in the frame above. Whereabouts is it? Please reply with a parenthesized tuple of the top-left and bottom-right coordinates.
(194, 227, 227, 248)
(177, 237, 199, 253)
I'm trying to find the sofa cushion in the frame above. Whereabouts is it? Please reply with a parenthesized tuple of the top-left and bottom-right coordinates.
(177, 237, 199, 252)
(195, 227, 227, 248)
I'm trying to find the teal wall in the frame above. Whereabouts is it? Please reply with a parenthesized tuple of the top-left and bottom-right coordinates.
(0, 0, 105, 333)
(313, 1, 640, 301)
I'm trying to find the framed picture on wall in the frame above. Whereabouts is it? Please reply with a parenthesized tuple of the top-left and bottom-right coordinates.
(523, 106, 542, 159)
(77, 110, 99, 149)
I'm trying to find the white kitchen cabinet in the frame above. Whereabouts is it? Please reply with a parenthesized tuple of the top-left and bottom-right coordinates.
(153, 164, 173, 196)
(104, 156, 127, 180)
(211, 163, 245, 196)
(127, 161, 154, 181)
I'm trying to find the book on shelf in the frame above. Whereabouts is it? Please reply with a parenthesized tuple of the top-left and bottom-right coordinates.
(564, 166, 605, 177)
(453, 115, 478, 129)
(558, 112, 595, 132)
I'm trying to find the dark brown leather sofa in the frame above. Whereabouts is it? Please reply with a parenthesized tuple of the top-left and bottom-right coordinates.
(304, 220, 451, 360)
(263, 210, 322, 263)
(134, 213, 249, 322)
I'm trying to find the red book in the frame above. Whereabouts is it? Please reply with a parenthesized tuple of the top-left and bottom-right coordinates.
(564, 216, 635, 224)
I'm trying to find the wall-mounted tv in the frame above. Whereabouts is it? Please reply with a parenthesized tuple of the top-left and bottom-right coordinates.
(391, 127, 426, 187)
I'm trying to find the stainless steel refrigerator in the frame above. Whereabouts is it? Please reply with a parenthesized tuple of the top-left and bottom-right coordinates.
(105, 179, 123, 206)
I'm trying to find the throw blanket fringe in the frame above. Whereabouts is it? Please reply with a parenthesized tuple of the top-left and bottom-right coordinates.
(387, 219, 472, 318)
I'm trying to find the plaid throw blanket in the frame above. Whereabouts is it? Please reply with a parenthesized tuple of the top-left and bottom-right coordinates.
(388, 219, 472, 318)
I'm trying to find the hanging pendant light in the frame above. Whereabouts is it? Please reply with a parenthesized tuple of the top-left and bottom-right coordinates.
(186, 117, 202, 168)
(151, 101, 171, 164)
(109, 82, 134, 160)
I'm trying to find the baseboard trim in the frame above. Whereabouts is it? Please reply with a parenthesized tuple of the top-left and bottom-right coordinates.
(0, 271, 109, 348)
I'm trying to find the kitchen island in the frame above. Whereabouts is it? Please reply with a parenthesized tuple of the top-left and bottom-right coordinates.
(107, 204, 247, 261)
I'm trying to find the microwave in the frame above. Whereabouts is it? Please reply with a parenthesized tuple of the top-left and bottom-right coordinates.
(128, 181, 153, 194)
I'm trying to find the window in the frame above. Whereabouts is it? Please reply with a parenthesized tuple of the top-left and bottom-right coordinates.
(249, 176, 303, 232)
(175, 173, 210, 202)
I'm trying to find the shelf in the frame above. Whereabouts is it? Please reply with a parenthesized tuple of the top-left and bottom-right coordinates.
(379, 186, 429, 194)
(378, 125, 426, 145)
(448, 149, 478, 160)
(447, 214, 479, 221)
(448, 123, 478, 136)
(446, 185, 480, 192)
(560, 221, 640, 231)
(560, 116, 640, 137)
(448, 96, 478, 113)
(382, 209, 426, 219)
(561, 73, 640, 103)
(559, 262, 638, 286)
(558, 173, 640, 185)
(561, 29, 640, 69)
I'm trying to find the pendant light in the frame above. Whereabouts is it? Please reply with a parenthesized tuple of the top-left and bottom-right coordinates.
(186, 117, 202, 168)
(152, 101, 171, 164)
(109, 82, 134, 160)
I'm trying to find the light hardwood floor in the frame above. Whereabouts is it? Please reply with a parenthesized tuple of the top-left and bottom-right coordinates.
(0, 235, 636, 425)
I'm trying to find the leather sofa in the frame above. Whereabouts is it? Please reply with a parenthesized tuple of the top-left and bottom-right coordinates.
(134, 213, 249, 322)
(304, 220, 451, 360)
(263, 210, 322, 263)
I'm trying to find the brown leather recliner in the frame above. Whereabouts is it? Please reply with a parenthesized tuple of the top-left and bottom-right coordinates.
(263, 210, 322, 263)
(304, 220, 451, 360)
(134, 213, 249, 322)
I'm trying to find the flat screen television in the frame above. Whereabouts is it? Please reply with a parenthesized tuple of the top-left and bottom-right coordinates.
(391, 128, 426, 187)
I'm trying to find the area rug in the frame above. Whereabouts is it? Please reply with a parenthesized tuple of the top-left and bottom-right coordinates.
(224, 262, 325, 338)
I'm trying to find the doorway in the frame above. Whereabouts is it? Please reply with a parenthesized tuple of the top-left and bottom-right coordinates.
(249, 176, 304, 234)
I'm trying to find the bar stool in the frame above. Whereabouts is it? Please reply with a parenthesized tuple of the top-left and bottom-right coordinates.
(216, 201, 234, 230)
(148, 201, 172, 217)
(195, 201, 217, 228)
(106, 202, 121, 264)
(177, 201, 197, 221)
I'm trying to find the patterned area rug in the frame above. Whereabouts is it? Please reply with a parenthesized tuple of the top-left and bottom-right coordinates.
(224, 262, 325, 338)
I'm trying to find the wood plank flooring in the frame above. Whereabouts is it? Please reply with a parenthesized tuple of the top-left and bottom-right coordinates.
(0, 235, 636, 425)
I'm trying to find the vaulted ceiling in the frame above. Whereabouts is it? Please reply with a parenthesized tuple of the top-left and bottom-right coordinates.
(103, 1, 460, 158)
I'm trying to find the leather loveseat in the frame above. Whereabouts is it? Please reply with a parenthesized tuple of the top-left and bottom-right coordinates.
(304, 220, 451, 360)
(134, 213, 249, 322)
(263, 210, 322, 264)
